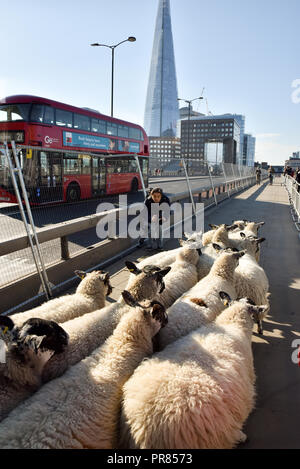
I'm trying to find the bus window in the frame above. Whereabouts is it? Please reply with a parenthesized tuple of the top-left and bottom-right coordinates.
(129, 127, 141, 140)
(0, 104, 30, 122)
(91, 119, 106, 134)
(106, 159, 120, 174)
(91, 119, 99, 133)
(118, 125, 129, 138)
(44, 106, 54, 125)
(140, 158, 149, 184)
(128, 158, 138, 173)
(107, 122, 117, 136)
(56, 109, 73, 128)
(74, 114, 91, 131)
(30, 104, 44, 123)
(64, 158, 81, 174)
(40, 152, 50, 185)
(82, 156, 91, 174)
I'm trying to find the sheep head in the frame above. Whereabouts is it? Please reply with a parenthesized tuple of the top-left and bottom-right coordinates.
(0, 316, 69, 388)
(121, 290, 168, 331)
(125, 261, 171, 300)
(218, 292, 268, 335)
(238, 233, 266, 256)
(75, 270, 113, 297)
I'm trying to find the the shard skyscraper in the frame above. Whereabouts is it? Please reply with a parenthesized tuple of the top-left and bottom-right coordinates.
(144, 0, 179, 137)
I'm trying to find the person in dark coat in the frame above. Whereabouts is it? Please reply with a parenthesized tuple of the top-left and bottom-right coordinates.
(139, 187, 171, 250)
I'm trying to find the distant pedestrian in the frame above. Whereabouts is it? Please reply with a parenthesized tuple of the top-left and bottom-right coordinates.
(268, 166, 274, 185)
(256, 167, 261, 185)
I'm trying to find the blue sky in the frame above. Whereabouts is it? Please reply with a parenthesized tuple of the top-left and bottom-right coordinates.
(1, 0, 300, 165)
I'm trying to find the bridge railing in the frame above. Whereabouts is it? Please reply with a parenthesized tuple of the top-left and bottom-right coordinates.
(284, 174, 300, 231)
(0, 143, 267, 314)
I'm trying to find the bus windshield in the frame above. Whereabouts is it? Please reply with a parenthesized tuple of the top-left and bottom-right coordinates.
(0, 104, 31, 122)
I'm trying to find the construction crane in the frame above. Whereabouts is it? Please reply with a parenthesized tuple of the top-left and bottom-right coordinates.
(206, 97, 213, 116)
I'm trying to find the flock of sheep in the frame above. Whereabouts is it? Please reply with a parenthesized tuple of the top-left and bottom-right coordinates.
(0, 219, 270, 449)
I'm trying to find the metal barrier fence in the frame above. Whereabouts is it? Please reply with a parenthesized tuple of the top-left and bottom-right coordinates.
(0, 143, 267, 312)
(284, 174, 300, 231)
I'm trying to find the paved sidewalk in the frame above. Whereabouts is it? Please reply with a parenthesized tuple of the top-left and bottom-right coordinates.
(205, 181, 300, 448)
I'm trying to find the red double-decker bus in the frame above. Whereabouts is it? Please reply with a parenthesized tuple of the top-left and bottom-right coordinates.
(0, 95, 149, 204)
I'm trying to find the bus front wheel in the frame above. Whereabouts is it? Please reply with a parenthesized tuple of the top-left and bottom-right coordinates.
(66, 183, 81, 202)
(130, 178, 139, 193)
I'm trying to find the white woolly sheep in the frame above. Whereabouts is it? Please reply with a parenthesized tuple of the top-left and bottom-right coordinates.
(231, 220, 265, 236)
(209, 224, 243, 250)
(134, 231, 217, 284)
(157, 249, 245, 350)
(10, 270, 112, 326)
(233, 234, 270, 332)
(202, 223, 237, 246)
(230, 221, 265, 261)
(0, 316, 68, 422)
(119, 294, 268, 449)
(132, 231, 203, 273)
(42, 263, 171, 383)
(0, 292, 168, 449)
(125, 246, 200, 310)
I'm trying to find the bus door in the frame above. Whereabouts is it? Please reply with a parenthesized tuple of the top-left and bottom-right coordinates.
(92, 156, 106, 195)
(39, 151, 63, 202)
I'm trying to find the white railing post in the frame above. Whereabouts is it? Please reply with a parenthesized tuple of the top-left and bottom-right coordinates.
(222, 162, 230, 198)
(181, 158, 197, 215)
(4, 142, 52, 300)
(134, 154, 147, 199)
(207, 162, 218, 206)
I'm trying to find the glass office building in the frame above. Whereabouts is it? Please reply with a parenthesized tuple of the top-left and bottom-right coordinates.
(144, 0, 179, 137)
(180, 115, 241, 164)
(243, 133, 256, 166)
(220, 114, 245, 164)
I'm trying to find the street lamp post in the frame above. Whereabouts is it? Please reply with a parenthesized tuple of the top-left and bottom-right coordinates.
(91, 36, 136, 117)
(177, 96, 203, 174)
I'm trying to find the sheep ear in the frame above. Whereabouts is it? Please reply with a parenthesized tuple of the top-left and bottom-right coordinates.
(225, 247, 239, 253)
(226, 224, 238, 231)
(100, 271, 110, 284)
(158, 266, 171, 277)
(257, 221, 265, 226)
(121, 290, 139, 307)
(75, 270, 87, 280)
(219, 291, 232, 307)
(179, 238, 185, 246)
(0, 315, 14, 332)
(212, 243, 222, 251)
(257, 237, 266, 244)
(245, 298, 256, 306)
(234, 250, 245, 259)
(184, 231, 193, 239)
(0, 316, 16, 343)
(240, 232, 246, 238)
(208, 223, 218, 230)
(125, 261, 141, 275)
(151, 302, 168, 328)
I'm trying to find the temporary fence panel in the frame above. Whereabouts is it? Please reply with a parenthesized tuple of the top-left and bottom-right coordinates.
(284, 175, 300, 231)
